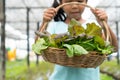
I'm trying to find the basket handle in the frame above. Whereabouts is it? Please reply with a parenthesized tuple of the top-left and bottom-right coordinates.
(39, 2, 111, 42)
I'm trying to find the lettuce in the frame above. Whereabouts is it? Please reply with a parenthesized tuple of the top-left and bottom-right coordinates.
(32, 38, 48, 54)
(63, 44, 88, 57)
(32, 19, 114, 56)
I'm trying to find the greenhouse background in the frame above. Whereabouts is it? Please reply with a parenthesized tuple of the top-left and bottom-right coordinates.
(0, 0, 120, 80)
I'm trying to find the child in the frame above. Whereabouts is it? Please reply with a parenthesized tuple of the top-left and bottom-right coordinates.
(39, 0, 118, 80)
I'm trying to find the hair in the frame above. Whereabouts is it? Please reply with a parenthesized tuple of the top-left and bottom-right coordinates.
(52, 0, 66, 21)
(52, 0, 88, 21)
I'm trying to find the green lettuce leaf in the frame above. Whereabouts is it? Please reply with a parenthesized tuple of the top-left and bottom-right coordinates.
(32, 38, 48, 54)
(63, 44, 74, 57)
(86, 23, 102, 37)
(63, 44, 88, 57)
(68, 19, 85, 37)
(72, 44, 88, 55)
(94, 36, 105, 47)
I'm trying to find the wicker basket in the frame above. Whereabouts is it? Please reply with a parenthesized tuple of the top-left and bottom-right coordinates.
(37, 2, 111, 68)
(42, 47, 106, 68)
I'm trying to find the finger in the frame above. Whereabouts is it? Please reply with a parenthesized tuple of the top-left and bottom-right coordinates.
(45, 13, 54, 19)
(44, 10, 56, 17)
(43, 16, 52, 22)
(95, 9, 106, 15)
(90, 8, 99, 17)
(97, 12, 108, 20)
(44, 8, 57, 16)
(97, 12, 105, 17)
(43, 8, 57, 21)
(43, 14, 53, 21)
(99, 15, 107, 20)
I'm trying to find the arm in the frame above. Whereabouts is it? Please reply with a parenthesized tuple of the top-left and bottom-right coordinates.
(91, 8, 118, 52)
(35, 8, 57, 42)
(106, 24, 118, 51)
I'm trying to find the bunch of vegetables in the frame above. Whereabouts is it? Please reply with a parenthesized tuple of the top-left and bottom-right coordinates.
(32, 19, 114, 57)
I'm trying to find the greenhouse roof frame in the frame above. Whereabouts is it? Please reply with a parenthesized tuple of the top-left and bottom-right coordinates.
(1, 0, 120, 39)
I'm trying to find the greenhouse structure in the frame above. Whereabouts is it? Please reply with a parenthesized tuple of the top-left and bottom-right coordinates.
(0, 0, 120, 80)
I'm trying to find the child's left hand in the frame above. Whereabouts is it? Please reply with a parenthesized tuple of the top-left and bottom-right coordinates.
(91, 8, 108, 26)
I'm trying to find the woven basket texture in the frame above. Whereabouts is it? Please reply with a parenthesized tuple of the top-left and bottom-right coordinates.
(42, 47, 106, 68)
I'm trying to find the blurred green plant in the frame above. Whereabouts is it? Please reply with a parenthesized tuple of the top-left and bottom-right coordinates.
(100, 73, 113, 80)
(6, 59, 54, 80)
(100, 59, 120, 80)
(6, 59, 115, 80)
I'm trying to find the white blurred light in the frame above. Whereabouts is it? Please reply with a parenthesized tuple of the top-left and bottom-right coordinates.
(5, 24, 27, 39)
(82, 0, 102, 19)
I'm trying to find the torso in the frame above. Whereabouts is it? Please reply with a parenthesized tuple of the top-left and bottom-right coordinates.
(47, 20, 100, 80)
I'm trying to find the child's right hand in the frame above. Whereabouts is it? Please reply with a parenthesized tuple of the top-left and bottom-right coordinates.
(43, 8, 57, 22)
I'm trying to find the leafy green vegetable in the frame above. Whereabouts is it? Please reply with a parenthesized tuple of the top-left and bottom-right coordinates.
(63, 44, 88, 57)
(80, 42, 96, 51)
(68, 19, 85, 37)
(102, 46, 113, 54)
(32, 38, 48, 54)
(32, 18, 114, 56)
(72, 44, 88, 55)
(96, 44, 114, 54)
(94, 36, 105, 47)
(63, 44, 74, 57)
(51, 33, 68, 45)
(86, 23, 102, 38)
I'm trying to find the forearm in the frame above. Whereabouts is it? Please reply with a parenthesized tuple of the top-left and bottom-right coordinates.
(107, 25, 118, 52)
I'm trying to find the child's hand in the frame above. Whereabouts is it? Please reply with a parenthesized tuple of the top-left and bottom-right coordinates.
(91, 8, 108, 25)
(43, 8, 57, 22)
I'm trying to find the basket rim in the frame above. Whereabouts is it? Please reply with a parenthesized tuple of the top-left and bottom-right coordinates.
(44, 47, 107, 56)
